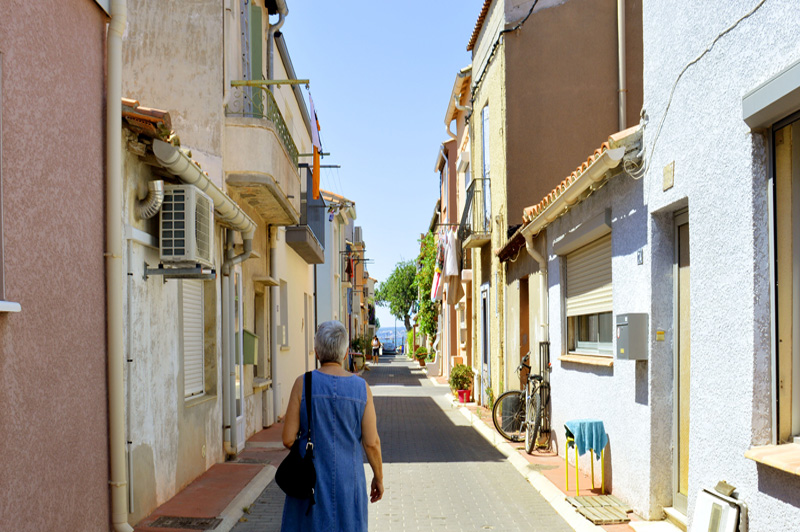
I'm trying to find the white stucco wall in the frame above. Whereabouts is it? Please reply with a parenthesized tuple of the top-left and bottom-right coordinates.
(544, 1, 800, 528)
(640, 2, 800, 529)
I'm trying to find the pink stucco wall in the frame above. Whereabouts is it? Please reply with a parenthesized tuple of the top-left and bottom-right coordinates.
(0, 1, 109, 529)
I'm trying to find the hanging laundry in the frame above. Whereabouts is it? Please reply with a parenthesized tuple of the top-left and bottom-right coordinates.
(445, 230, 465, 305)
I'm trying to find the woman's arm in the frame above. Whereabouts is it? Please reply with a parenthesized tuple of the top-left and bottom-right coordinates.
(281, 375, 304, 449)
(361, 382, 384, 502)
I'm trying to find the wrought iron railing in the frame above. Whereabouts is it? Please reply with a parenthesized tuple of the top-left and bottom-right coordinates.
(458, 178, 492, 241)
(226, 81, 299, 168)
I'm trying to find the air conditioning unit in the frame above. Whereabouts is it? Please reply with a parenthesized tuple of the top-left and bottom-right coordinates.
(354, 226, 363, 244)
(160, 184, 214, 269)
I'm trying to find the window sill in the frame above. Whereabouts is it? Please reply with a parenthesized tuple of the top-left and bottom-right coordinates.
(185, 393, 216, 409)
(0, 300, 21, 312)
(559, 353, 614, 367)
(252, 378, 271, 392)
(745, 443, 800, 476)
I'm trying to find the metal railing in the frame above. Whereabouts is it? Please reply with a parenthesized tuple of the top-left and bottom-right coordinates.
(226, 81, 299, 168)
(458, 178, 492, 241)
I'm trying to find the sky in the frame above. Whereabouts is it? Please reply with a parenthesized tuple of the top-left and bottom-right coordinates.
(280, 1, 484, 329)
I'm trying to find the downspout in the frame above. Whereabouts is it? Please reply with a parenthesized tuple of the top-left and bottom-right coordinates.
(266, 1, 287, 92)
(106, 0, 134, 530)
(269, 227, 280, 422)
(223, 0, 236, 108)
(617, 0, 627, 130)
(523, 232, 549, 344)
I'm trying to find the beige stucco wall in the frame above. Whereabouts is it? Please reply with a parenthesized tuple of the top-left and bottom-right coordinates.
(122, 0, 223, 159)
(471, 26, 507, 402)
(0, 1, 110, 529)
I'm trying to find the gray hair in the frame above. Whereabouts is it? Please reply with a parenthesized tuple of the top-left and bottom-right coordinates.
(315, 320, 349, 364)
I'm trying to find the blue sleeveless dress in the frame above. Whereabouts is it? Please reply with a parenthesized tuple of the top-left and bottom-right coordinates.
(281, 371, 368, 532)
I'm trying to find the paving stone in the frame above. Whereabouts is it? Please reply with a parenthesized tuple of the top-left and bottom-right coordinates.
(231, 355, 574, 532)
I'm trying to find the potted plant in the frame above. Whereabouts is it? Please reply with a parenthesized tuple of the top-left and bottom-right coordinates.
(414, 346, 428, 367)
(449, 364, 475, 403)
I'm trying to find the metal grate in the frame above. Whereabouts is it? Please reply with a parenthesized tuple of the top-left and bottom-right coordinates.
(149, 516, 222, 530)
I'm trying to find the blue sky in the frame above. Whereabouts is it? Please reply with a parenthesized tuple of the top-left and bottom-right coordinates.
(281, 1, 483, 329)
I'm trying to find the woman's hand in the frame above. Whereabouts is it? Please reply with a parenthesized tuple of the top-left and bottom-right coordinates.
(370, 476, 384, 503)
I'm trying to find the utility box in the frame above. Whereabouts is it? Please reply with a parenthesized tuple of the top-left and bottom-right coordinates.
(616, 313, 648, 360)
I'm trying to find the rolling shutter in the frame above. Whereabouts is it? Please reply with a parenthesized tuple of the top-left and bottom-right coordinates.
(566, 234, 612, 317)
(183, 280, 205, 398)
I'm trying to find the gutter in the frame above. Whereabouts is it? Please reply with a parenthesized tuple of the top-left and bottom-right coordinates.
(266, 0, 287, 94)
(106, 0, 134, 530)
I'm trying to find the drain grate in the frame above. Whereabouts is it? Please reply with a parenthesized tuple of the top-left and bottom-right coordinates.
(149, 516, 222, 530)
(566, 495, 631, 525)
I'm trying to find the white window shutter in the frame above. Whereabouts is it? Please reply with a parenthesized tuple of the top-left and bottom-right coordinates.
(182, 280, 205, 398)
(566, 234, 612, 317)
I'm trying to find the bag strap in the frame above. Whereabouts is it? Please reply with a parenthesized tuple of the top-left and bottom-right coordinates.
(304, 371, 313, 453)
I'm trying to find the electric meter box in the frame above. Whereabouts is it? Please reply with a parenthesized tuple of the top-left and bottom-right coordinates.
(616, 313, 648, 360)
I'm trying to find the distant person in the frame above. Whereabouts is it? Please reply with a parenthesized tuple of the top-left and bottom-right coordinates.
(281, 320, 383, 531)
(371, 335, 382, 365)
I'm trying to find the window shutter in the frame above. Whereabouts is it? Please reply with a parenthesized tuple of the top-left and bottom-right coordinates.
(249, 4, 264, 115)
(183, 280, 205, 398)
(566, 234, 612, 317)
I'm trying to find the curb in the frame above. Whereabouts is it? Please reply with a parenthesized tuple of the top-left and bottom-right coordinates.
(217, 465, 278, 532)
(454, 402, 603, 532)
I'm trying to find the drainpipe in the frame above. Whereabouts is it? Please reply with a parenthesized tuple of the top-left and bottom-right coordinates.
(269, 226, 280, 422)
(523, 232, 549, 345)
(617, 0, 627, 130)
(266, 0, 287, 92)
(106, 0, 134, 530)
(223, 0, 236, 108)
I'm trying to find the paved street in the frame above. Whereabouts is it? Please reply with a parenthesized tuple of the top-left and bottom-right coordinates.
(233, 355, 573, 532)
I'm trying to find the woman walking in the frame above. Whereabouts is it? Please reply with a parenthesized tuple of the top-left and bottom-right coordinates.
(371, 335, 382, 365)
(281, 321, 384, 531)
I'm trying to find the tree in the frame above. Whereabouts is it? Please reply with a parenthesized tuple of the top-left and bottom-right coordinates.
(374, 317, 381, 330)
(375, 260, 416, 331)
(413, 232, 439, 339)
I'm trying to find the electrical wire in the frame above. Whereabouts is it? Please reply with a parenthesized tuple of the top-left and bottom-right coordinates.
(471, 0, 539, 101)
(643, 0, 767, 175)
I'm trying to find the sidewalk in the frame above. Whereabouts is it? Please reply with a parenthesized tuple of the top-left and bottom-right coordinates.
(428, 373, 680, 532)
(132, 423, 288, 532)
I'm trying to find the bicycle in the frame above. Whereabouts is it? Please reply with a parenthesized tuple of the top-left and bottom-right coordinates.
(491, 353, 551, 454)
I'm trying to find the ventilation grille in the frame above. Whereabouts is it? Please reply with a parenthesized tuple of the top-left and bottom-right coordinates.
(160, 185, 214, 268)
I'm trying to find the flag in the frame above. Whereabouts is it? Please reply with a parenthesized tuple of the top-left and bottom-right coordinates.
(309, 95, 321, 200)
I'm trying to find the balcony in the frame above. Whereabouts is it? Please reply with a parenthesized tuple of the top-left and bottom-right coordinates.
(224, 82, 301, 226)
(458, 178, 492, 248)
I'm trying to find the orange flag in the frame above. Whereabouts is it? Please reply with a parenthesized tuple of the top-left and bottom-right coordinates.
(309, 95, 321, 200)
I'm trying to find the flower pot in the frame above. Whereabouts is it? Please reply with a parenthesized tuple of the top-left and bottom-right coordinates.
(417, 358, 426, 367)
(457, 389, 471, 403)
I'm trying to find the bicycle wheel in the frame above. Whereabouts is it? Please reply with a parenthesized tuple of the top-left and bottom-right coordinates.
(492, 390, 526, 442)
(526, 391, 542, 454)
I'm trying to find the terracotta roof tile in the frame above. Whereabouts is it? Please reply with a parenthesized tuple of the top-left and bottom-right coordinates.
(521, 141, 610, 223)
(122, 97, 176, 144)
(467, 0, 493, 52)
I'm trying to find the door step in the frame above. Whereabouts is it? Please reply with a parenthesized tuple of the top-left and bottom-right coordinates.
(663, 507, 687, 531)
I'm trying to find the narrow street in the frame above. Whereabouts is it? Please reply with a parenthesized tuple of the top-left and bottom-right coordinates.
(233, 355, 573, 532)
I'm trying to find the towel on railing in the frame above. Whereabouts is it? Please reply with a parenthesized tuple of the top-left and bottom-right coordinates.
(565, 419, 608, 460)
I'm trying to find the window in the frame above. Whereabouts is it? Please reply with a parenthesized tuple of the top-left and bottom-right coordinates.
(182, 280, 205, 398)
(0, 52, 19, 313)
(565, 234, 613, 356)
(481, 104, 492, 229)
(773, 113, 800, 442)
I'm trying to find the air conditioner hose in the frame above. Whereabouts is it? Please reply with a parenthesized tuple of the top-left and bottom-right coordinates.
(135, 180, 164, 220)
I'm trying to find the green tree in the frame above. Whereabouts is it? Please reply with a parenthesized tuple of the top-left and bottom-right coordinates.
(374, 317, 381, 330)
(413, 232, 439, 338)
(375, 260, 416, 331)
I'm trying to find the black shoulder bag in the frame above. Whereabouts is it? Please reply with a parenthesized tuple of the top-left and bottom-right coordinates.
(275, 371, 317, 513)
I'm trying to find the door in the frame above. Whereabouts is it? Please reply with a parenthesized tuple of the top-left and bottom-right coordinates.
(673, 211, 690, 513)
(481, 285, 491, 405)
(234, 269, 246, 452)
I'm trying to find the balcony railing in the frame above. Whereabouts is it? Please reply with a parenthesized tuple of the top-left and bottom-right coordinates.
(458, 178, 492, 248)
(225, 81, 299, 168)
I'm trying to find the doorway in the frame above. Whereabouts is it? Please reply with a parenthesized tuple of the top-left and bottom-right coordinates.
(481, 284, 491, 405)
(673, 211, 690, 513)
